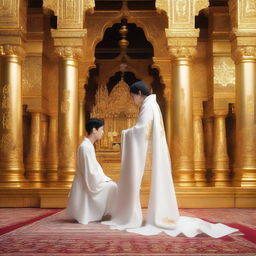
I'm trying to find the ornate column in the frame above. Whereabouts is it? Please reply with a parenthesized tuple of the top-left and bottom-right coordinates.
(45, 0, 88, 186)
(193, 114, 207, 186)
(25, 112, 45, 185)
(212, 111, 230, 186)
(45, 116, 58, 184)
(0, 0, 27, 187)
(229, 0, 256, 187)
(232, 48, 256, 186)
(55, 47, 80, 186)
(0, 45, 27, 187)
(164, 0, 208, 186)
(168, 46, 196, 187)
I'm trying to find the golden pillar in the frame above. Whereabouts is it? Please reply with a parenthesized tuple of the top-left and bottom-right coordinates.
(212, 112, 230, 187)
(55, 47, 81, 186)
(229, 0, 256, 187)
(45, 116, 58, 184)
(204, 117, 214, 171)
(232, 47, 256, 186)
(169, 49, 195, 186)
(0, 45, 27, 187)
(193, 114, 207, 186)
(25, 112, 45, 185)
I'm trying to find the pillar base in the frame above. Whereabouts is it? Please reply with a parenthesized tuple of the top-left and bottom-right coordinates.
(0, 171, 27, 187)
(194, 169, 207, 186)
(233, 168, 256, 187)
(25, 171, 46, 183)
(174, 170, 195, 187)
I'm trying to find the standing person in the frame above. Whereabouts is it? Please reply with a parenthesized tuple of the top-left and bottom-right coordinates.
(103, 81, 239, 238)
(67, 118, 117, 224)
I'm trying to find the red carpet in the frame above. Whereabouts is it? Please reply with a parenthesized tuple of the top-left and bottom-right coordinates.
(0, 208, 255, 255)
(0, 208, 61, 235)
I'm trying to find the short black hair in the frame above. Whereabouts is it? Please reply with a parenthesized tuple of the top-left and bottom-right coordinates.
(130, 81, 151, 96)
(86, 118, 104, 135)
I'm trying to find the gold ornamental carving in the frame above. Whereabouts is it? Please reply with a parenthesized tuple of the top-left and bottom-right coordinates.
(233, 46, 256, 63)
(1, 84, 9, 109)
(59, 128, 75, 163)
(22, 57, 42, 94)
(0, 0, 18, 25)
(241, 0, 256, 22)
(61, 89, 70, 113)
(91, 79, 139, 151)
(229, 0, 256, 30)
(169, 46, 197, 59)
(0, 45, 25, 58)
(58, 0, 83, 29)
(174, 0, 190, 23)
(214, 58, 235, 87)
(55, 46, 83, 59)
(156, 0, 208, 26)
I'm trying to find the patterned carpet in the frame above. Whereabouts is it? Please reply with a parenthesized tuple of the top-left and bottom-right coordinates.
(0, 208, 61, 235)
(0, 208, 255, 255)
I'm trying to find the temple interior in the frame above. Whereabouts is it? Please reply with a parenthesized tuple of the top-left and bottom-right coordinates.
(0, 0, 256, 208)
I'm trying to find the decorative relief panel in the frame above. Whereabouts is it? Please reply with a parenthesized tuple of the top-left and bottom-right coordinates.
(0, 0, 18, 26)
(58, 0, 83, 29)
(22, 57, 42, 96)
(239, 0, 256, 26)
(214, 58, 235, 87)
(172, 0, 191, 24)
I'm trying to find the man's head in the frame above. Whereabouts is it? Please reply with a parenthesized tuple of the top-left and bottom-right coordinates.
(130, 81, 151, 105)
(86, 118, 104, 141)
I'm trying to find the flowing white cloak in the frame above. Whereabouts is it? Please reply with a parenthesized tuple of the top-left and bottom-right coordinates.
(67, 138, 117, 224)
(102, 95, 239, 238)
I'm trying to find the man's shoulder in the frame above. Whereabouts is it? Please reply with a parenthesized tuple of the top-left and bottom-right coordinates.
(79, 139, 93, 152)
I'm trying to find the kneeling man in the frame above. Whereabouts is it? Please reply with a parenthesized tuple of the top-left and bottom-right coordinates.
(67, 118, 117, 224)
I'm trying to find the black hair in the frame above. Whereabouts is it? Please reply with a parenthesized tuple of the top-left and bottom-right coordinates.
(86, 118, 104, 135)
(129, 81, 151, 96)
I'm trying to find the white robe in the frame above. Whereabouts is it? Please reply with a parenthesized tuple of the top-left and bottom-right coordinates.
(103, 94, 239, 238)
(67, 138, 117, 224)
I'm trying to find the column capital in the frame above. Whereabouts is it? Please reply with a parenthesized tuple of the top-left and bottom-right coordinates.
(54, 46, 83, 59)
(165, 33, 198, 60)
(232, 46, 256, 63)
(52, 29, 87, 59)
(0, 44, 25, 59)
(168, 46, 197, 60)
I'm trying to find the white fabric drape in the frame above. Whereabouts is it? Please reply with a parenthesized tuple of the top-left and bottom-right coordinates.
(102, 95, 239, 238)
(67, 138, 117, 224)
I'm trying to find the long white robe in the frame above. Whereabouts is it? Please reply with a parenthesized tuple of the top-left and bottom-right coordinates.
(67, 138, 117, 224)
(103, 95, 239, 238)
